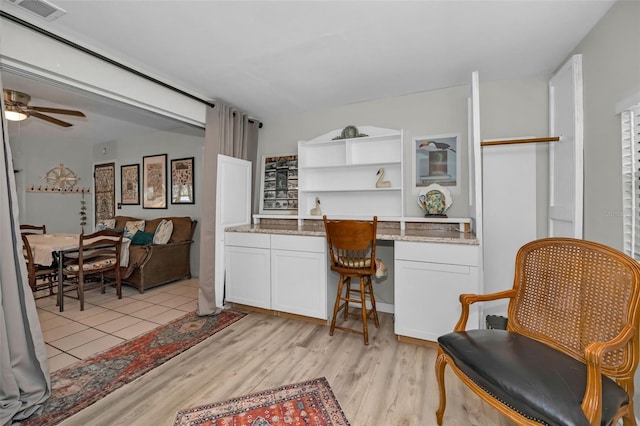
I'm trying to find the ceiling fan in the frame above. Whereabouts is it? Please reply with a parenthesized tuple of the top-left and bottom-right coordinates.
(3, 89, 86, 127)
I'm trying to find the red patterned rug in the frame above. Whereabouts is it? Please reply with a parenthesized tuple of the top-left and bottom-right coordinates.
(22, 309, 246, 426)
(174, 377, 349, 426)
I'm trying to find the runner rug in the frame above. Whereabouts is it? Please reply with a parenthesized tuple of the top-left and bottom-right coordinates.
(22, 309, 246, 426)
(173, 377, 350, 426)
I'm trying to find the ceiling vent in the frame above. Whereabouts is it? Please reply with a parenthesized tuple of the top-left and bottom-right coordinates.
(4, 0, 66, 21)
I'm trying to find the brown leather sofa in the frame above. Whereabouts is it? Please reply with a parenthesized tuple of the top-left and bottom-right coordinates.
(111, 215, 197, 293)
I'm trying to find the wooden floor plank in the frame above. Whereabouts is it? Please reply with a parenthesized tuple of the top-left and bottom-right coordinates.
(59, 311, 514, 426)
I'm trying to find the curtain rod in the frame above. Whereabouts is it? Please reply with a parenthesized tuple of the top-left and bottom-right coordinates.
(0, 11, 216, 109)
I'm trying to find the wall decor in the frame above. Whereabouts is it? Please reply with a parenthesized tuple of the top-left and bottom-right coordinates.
(259, 154, 298, 213)
(413, 134, 459, 188)
(94, 162, 116, 223)
(120, 164, 140, 205)
(143, 154, 167, 209)
(171, 157, 194, 204)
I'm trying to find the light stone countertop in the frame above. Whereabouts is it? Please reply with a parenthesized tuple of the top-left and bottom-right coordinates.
(225, 222, 479, 245)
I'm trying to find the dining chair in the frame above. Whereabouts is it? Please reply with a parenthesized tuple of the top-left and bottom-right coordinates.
(20, 224, 47, 235)
(21, 233, 56, 297)
(61, 229, 124, 311)
(323, 215, 379, 345)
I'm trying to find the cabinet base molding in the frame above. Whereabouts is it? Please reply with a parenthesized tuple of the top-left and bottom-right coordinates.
(229, 303, 328, 326)
(397, 335, 438, 348)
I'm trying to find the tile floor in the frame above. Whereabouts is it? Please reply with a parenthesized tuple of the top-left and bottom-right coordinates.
(34, 278, 199, 372)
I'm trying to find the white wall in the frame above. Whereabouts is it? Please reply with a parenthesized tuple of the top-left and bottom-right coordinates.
(567, 0, 640, 249)
(258, 77, 548, 220)
(11, 131, 94, 233)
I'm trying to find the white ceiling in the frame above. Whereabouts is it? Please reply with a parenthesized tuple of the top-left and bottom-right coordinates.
(1, 0, 616, 144)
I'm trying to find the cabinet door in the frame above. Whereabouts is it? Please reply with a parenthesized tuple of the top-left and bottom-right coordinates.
(271, 249, 327, 319)
(225, 245, 271, 309)
(395, 259, 479, 341)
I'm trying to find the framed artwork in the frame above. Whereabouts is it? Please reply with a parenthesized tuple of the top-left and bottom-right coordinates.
(94, 162, 115, 223)
(259, 154, 298, 214)
(171, 157, 195, 204)
(120, 164, 140, 205)
(142, 154, 167, 209)
(413, 134, 459, 189)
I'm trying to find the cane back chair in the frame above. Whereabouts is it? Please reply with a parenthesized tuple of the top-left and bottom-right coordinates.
(323, 215, 379, 345)
(436, 237, 640, 426)
(20, 224, 47, 235)
(21, 233, 56, 296)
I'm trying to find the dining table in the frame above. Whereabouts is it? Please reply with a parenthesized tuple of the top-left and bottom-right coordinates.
(25, 233, 131, 312)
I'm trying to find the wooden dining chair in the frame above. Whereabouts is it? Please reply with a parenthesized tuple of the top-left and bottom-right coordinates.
(61, 229, 124, 311)
(435, 238, 640, 426)
(21, 234, 56, 297)
(20, 224, 46, 235)
(323, 215, 379, 345)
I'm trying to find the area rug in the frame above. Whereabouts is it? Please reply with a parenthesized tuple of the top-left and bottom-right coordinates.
(173, 377, 350, 426)
(22, 309, 246, 426)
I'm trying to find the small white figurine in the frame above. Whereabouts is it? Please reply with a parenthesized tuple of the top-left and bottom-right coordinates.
(310, 197, 322, 215)
(376, 168, 391, 188)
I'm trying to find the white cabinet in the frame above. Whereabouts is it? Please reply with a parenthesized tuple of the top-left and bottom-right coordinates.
(225, 232, 271, 309)
(271, 235, 327, 319)
(394, 241, 480, 341)
(297, 126, 404, 219)
(225, 232, 328, 319)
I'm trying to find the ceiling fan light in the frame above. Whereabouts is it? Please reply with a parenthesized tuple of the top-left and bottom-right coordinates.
(4, 110, 28, 122)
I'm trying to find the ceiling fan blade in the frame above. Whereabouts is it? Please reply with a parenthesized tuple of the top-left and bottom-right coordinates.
(30, 111, 73, 127)
(30, 106, 86, 117)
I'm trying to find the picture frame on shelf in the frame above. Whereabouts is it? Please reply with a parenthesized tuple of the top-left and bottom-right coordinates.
(170, 157, 195, 204)
(142, 154, 167, 209)
(413, 134, 459, 190)
(120, 163, 140, 205)
(259, 154, 298, 214)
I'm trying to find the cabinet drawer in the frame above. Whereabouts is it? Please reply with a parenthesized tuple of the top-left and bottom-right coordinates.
(395, 241, 479, 266)
(271, 234, 326, 253)
(225, 232, 270, 249)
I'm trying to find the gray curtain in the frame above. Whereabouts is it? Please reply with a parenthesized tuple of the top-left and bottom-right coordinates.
(198, 103, 259, 316)
(0, 79, 50, 425)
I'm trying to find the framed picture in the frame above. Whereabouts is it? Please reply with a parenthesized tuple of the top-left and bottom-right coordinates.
(259, 154, 298, 214)
(120, 164, 140, 205)
(171, 157, 195, 204)
(142, 154, 167, 209)
(413, 134, 459, 189)
(94, 162, 115, 223)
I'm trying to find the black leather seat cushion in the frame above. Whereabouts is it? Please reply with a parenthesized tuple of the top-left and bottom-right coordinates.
(438, 330, 629, 426)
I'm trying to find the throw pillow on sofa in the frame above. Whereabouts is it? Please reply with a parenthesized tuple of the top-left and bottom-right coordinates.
(153, 219, 173, 244)
(96, 218, 116, 231)
(124, 220, 145, 238)
(131, 230, 155, 245)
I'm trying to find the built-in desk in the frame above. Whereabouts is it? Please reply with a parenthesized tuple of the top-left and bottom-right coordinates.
(225, 219, 480, 343)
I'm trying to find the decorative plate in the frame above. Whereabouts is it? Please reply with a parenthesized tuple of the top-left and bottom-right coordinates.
(417, 184, 452, 216)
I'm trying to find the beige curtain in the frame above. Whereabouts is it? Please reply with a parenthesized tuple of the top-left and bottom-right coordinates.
(198, 103, 259, 315)
(0, 78, 50, 424)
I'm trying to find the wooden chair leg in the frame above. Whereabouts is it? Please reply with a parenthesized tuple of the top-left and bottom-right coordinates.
(366, 275, 380, 328)
(343, 277, 351, 321)
(360, 276, 369, 345)
(330, 275, 346, 336)
(79, 273, 85, 311)
(116, 270, 122, 299)
(435, 352, 448, 425)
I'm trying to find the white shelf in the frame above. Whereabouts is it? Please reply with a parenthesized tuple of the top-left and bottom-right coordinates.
(297, 126, 404, 218)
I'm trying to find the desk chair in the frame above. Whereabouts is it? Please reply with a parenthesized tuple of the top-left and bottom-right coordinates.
(62, 229, 123, 311)
(21, 234, 56, 297)
(20, 224, 46, 235)
(323, 215, 379, 345)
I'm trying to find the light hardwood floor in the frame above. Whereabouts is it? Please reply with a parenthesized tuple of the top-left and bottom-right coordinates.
(58, 301, 514, 426)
